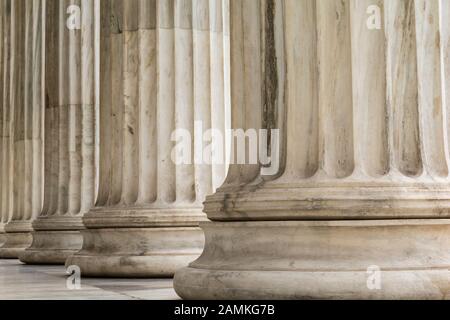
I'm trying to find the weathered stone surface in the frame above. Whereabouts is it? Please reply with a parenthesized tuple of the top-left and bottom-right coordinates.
(176, 220, 450, 300)
(67, 227, 204, 278)
(2, 0, 449, 301)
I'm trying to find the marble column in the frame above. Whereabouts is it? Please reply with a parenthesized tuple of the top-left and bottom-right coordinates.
(175, 0, 450, 299)
(0, 0, 44, 259)
(0, 0, 6, 247)
(67, 0, 230, 277)
(20, 0, 99, 264)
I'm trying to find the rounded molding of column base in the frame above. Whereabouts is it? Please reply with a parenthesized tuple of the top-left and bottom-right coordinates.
(32, 216, 85, 231)
(205, 182, 450, 221)
(19, 231, 83, 265)
(175, 268, 450, 300)
(4, 220, 34, 233)
(66, 227, 205, 278)
(0, 232, 33, 259)
(174, 220, 450, 300)
(82, 206, 208, 228)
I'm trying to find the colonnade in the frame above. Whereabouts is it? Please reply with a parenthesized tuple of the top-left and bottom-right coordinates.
(1, 0, 450, 300)
(0, 0, 230, 275)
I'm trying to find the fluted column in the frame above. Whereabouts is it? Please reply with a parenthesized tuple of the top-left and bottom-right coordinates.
(67, 0, 230, 277)
(0, 0, 44, 258)
(0, 0, 6, 247)
(175, 0, 450, 299)
(0, 0, 15, 255)
(20, 0, 99, 264)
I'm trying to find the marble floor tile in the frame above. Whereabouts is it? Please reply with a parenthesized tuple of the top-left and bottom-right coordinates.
(0, 260, 179, 300)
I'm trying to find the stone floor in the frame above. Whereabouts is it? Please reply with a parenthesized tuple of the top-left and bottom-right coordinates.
(0, 260, 179, 300)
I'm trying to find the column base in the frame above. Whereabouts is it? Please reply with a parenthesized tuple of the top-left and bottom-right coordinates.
(0, 232, 33, 259)
(174, 220, 450, 300)
(66, 227, 205, 278)
(19, 231, 83, 265)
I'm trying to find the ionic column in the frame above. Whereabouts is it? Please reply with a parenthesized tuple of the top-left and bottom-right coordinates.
(175, 0, 450, 299)
(67, 0, 230, 277)
(20, 0, 99, 264)
(0, 0, 44, 258)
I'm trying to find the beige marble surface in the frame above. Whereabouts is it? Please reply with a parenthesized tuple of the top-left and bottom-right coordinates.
(0, 260, 179, 300)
